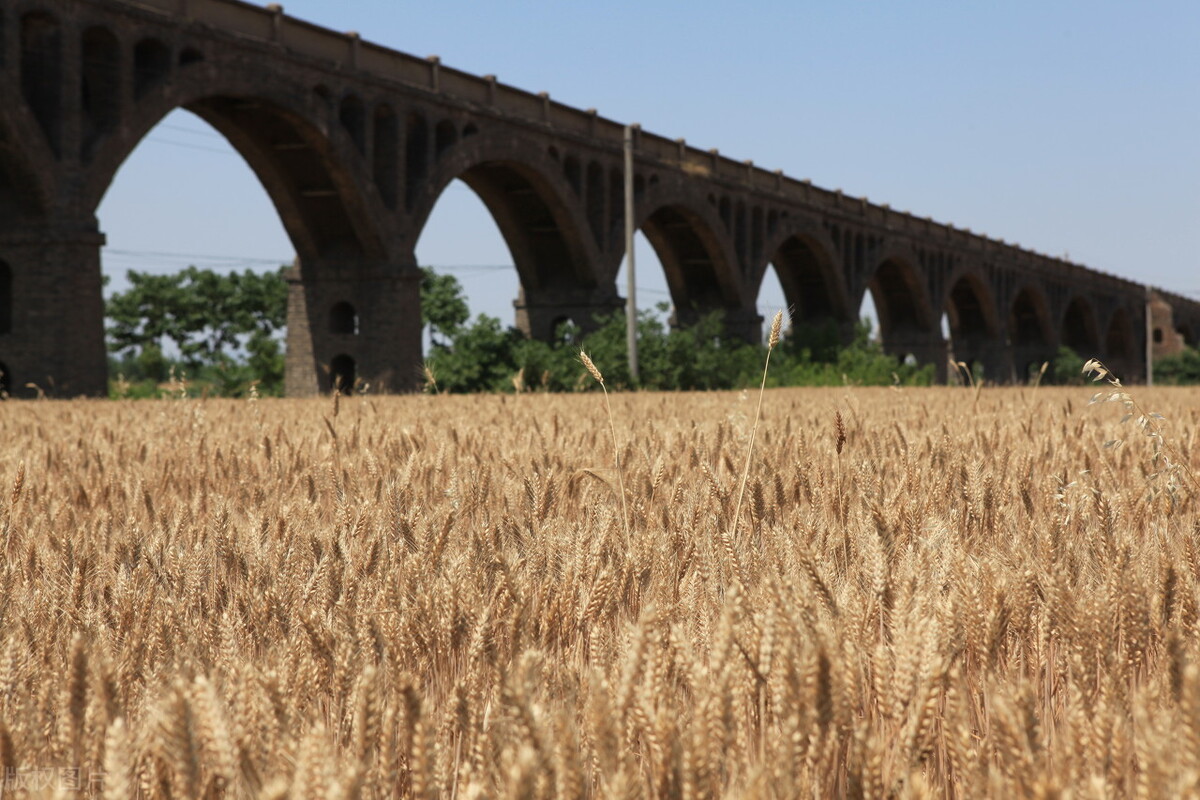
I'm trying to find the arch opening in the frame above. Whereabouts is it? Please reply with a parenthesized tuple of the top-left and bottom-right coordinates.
(756, 266, 788, 341)
(857, 290, 881, 342)
(81, 26, 120, 161)
(867, 258, 931, 341)
(21, 11, 63, 156)
(1009, 286, 1052, 346)
(329, 353, 355, 393)
(1105, 307, 1136, 376)
(943, 274, 995, 371)
(372, 105, 398, 209)
(133, 38, 170, 99)
(584, 161, 605, 246)
(1062, 296, 1100, 355)
(405, 112, 429, 209)
(414, 177, 518, 343)
(96, 109, 292, 389)
(339, 94, 365, 154)
(640, 204, 734, 326)
(435, 119, 457, 157)
(944, 276, 993, 341)
(441, 161, 591, 295)
(172, 96, 378, 263)
(615, 230, 673, 330)
(768, 235, 847, 330)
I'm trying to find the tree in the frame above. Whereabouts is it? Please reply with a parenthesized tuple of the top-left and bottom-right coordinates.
(1154, 346, 1200, 385)
(420, 267, 470, 346)
(106, 266, 288, 393)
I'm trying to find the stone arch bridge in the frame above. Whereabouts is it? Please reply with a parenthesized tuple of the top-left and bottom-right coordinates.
(1, 0, 1196, 395)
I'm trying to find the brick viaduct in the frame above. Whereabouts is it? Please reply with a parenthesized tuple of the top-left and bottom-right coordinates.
(1, 0, 1197, 396)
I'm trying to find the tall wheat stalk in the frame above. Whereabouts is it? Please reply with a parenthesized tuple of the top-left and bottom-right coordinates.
(581, 350, 630, 542)
(730, 311, 783, 543)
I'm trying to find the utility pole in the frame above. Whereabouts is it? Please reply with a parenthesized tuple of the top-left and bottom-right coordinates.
(624, 124, 639, 383)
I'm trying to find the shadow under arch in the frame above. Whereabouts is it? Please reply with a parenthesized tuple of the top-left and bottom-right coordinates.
(409, 135, 601, 295)
(1105, 306, 1137, 377)
(940, 267, 1005, 380)
(1008, 284, 1057, 382)
(863, 251, 936, 342)
(1009, 284, 1054, 347)
(1061, 295, 1101, 356)
(82, 79, 389, 267)
(633, 191, 743, 329)
(756, 220, 851, 330)
(1178, 322, 1197, 348)
(943, 268, 999, 342)
(0, 115, 52, 229)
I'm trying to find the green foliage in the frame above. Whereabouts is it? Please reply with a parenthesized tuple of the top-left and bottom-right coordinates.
(424, 314, 525, 392)
(1154, 346, 1200, 385)
(425, 293, 937, 393)
(420, 267, 471, 346)
(1046, 346, 1086, 385)
(106, 266, 288, 397)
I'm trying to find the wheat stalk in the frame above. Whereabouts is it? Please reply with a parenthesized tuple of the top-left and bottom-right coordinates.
(581, 350, 630, 542)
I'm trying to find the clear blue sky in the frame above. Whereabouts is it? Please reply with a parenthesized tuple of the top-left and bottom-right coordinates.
(98, 1, 1200, 337)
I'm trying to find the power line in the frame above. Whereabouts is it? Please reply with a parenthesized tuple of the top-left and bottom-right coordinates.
(143, 136, 234, 155)
(158, 122, 225, 139)
(104, 248, 282, 264)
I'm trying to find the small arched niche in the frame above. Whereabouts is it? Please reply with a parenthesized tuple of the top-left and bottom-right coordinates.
(329, 353, 356, 393)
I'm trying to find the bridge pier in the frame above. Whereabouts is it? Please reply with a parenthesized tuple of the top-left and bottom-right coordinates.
(513, 286, 624, 340)
(948, 339, 1011, 384)
(0, 223, 108, 397)
(883, 331, 950, 383)
(722, 308, 765, 344)
(1010, 344, 1059, 383)
(285, 263, 422, 395)
(669, 305, 764, 344)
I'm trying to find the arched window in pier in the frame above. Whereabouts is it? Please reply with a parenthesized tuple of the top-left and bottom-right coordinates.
(329, 354, 356, 393)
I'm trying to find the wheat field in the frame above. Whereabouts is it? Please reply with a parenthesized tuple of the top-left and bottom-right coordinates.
(2, 379, 1200, 798)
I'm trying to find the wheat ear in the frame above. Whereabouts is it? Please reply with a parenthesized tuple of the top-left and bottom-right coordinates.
(730, 311, 783, 544)
(581, 351, 630, 542)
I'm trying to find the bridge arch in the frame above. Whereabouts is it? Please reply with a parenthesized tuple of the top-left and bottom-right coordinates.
(942, 268, 999, 341)
(634, 189, 744, 329)
(756, 219, 851, 331)
(1104, 306, 1137, 377)
(1009, 285, 1054, 347)
(83, 75, 391, 267)
(1008, 284, 1056, 380)
(940, 268, 1003, 380)
(409, 133, 600, 295)
(1061, 295, 1101, 355)
(863, 250, 936, 340)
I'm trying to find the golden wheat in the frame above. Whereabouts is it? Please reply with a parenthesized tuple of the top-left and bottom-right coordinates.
(0, 383, 1198, 797)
